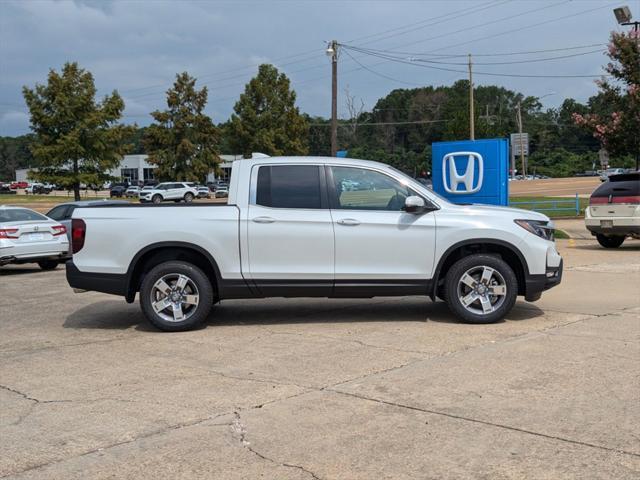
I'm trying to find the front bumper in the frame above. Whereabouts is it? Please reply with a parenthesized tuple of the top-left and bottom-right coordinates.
(524, 259, 563, 302)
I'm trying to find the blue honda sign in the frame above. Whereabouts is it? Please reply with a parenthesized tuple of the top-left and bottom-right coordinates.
(431, 138, 509, 206)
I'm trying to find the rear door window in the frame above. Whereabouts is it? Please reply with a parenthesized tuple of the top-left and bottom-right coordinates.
(0, 209, 48, 223)
(46, 205, 69, 221)
(255, 165, 323, 209)
(591, 176, 640, 203)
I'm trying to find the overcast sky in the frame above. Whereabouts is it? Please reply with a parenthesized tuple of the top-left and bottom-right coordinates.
(0, 0, 629, 136)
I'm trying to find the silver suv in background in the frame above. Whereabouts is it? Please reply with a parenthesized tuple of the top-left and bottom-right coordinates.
(139, 182, 198, 204)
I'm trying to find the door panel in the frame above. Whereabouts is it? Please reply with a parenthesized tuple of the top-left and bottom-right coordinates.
(246, 165, 334, 284)
(328, 166, 436, 281)
(247, 204, 334, 280)
(333, 211, 436, 279)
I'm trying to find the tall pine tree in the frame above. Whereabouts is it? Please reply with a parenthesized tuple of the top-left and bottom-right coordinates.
(22, 62, 133, 200)
(144, 73, 220, 181)
(228, 64, 308, 157)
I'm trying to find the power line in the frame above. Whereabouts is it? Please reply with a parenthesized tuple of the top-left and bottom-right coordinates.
(354, 0, 513, 46)
(342, 49, 424, 86)
(349, 42, 608, 58)
(341, 46, 609, 79)
(309, 119, 451, 127)
(346, 46, 606, 66)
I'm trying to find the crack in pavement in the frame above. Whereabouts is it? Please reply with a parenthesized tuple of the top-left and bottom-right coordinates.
(0, 411, 235, 478)
(232, 410, 322, 480)
(327, 389, 640, 458)
(3, 302, 636, 477)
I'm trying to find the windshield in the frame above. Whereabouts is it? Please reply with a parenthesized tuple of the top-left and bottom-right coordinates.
(0, 208, 48, 223)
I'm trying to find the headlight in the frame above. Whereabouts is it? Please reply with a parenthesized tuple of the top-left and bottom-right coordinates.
(515, 219, 554, 241)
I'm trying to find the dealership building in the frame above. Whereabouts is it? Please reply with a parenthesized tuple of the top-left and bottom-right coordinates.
(14, 154, 242, 184)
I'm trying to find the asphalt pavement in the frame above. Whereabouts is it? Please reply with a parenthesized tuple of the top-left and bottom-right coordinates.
(0, 238, 638, 479)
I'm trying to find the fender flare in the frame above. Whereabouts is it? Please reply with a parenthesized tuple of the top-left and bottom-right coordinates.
(430, 238, 530, 300)
(124, 241, 223, 302)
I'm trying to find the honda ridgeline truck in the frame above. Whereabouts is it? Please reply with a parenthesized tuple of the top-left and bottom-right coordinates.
(67, 156, 563, 331)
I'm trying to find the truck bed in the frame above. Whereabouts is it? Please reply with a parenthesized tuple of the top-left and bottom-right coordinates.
(71, 204, 241, 278)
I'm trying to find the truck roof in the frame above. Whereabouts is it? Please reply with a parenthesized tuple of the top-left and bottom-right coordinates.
(234, 156, 389, 170)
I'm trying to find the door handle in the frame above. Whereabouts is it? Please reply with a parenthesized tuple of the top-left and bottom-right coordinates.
(337, 218, 360, 226)
(252, 216, 276, 224)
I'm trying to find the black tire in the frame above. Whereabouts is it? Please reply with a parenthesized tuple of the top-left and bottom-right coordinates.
(38, 259, 59, 270)
(140, 261, 214, 332)
(152, 194, 162, 204)
(596, 234, 625, 249)
(184, 192, 194, 203)
(444, 254, 518, 324)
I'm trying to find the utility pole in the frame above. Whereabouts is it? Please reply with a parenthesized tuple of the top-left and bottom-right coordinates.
(516, 101, 526, 177)
(468, 54, 474, 140)
(327, 40, 339, 156)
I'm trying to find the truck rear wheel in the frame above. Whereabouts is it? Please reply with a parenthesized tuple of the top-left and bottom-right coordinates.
(596, 234, 625, 248)
(444, 254, 517, 324)
(140, 261, 214, 331)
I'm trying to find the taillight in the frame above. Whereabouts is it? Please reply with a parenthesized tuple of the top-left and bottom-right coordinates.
(590, 195, 640, 205)
(0, 228, 19, 239)
(611, 195, 640, 204)
(71, 219, 86, 254)
(52, 225, 66, 236)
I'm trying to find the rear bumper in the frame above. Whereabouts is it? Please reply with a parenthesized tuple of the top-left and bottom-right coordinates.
(524, 259, 563, 302)
(585, 225, 640, 236)
(66, 261, 128, 297)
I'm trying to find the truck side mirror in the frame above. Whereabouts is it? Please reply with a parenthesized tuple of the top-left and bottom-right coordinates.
(404, 195, 425, 214)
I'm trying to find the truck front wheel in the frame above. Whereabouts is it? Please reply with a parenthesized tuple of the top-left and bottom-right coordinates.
(444, 254, 517, 324)
(140, 261, 214, 331)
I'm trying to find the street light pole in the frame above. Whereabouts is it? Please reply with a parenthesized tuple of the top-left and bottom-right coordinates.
(468, 54, 475, 141)
(327, 40, 339, 157)
(516, 101, 526, 178)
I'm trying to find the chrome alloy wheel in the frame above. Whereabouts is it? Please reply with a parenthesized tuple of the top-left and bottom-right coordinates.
(456, 265, 507, 315)
(150, 274, 200, 323)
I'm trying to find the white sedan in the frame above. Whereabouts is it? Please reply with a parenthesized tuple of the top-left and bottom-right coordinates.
(0, 206, 69, 270)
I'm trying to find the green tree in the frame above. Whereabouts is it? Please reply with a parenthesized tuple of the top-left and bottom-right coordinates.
(144, 73, 220, 182)
(573, 30, 640, 169)
(22, 62, 133, 200)
(228, 64, 308, 157)
(0, 135, 35, 181)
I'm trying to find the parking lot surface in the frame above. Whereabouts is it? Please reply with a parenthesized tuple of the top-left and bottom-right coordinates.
(1, 238, 639, 479)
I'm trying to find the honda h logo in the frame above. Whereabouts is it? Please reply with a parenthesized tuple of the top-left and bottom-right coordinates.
(442, 151, 483, 194)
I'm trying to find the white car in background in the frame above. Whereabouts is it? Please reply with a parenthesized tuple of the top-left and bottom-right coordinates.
(585, 172, 640, 248)
(139, 185, 155, 197)
(0, 206, 69, 270)
(139, 182, 198, 204)
(125, 186, 141, 198)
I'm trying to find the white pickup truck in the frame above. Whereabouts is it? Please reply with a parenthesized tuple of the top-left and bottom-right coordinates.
(67, 156, 563, 331)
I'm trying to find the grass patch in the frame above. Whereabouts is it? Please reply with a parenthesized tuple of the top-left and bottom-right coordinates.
(553, 229, 570, 239)
(0, 194, 109, 204)
(509, 196, 588, 218)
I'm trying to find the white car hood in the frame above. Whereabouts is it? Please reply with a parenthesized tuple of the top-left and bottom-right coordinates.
(445, 203, 550, 222)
